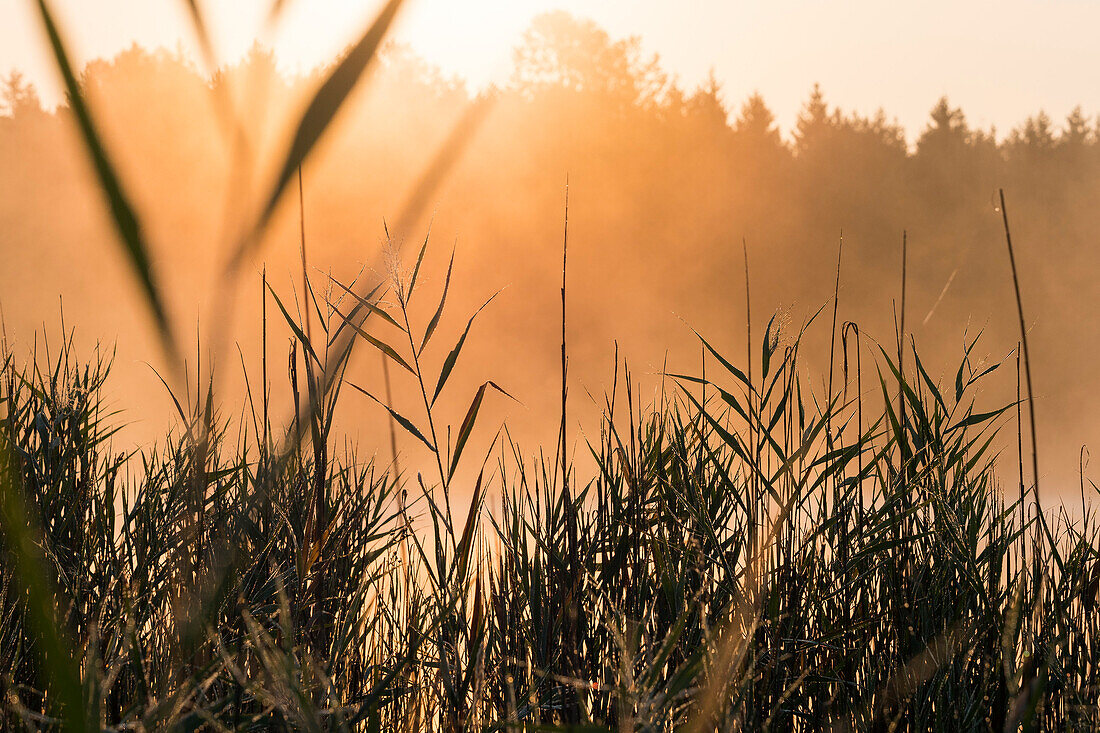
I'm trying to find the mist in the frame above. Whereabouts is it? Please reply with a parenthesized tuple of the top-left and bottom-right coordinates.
(2, 12, 1098, 494)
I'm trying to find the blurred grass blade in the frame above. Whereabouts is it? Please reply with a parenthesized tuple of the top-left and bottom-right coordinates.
(181, 0, 217, 73)
(391, 94, 494, 239)
(0, 449, 90, 732)
(266, 0, 290, 27)
(33, 0, 178, 367)
(240, 0, 404, 265)
(296, 96, 492, 442)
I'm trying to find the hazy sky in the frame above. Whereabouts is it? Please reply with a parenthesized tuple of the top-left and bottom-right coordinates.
(2, 0, 1099, 138)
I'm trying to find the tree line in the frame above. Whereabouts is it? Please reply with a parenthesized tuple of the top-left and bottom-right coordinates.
(1, 11, 1098, 489)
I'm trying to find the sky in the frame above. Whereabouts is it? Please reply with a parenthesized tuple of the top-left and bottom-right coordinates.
(2, 0, 1099, 138)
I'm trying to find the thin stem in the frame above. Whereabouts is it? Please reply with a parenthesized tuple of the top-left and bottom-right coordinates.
(398, 297, 453, 541)
(559, 192, 572, 466)
(382, 353, 400, 474)
(999, 189, 1041, 512)
(897, 230, 907, 454)
(1017, 343, 1025, 526)
(262, 267, 268, 456)
(827, 230, 843, 485)
(743, 237, 757, 546)
(298, 166, 312, 346)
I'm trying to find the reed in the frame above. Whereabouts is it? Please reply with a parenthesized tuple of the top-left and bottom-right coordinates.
(1, 258, 1097, 729)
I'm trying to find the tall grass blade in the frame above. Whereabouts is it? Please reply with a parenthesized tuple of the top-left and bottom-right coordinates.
(235, 0, 405, 266)
(431, 292, 499, 405)
(32, 0, 179, 368)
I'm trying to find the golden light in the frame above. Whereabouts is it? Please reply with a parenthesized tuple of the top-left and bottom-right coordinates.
(224, 0, 554, 87)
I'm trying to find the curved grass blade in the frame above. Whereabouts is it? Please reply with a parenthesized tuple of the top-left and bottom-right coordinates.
(33, 0, 178, 367)
(761, 313, 778, 379)
(266, 280, 321, 366)
(449, 380, 513, 480)
(241, 0, 405, 264)
(347, 381, 434, 451)
(678, 320, 751, 389)
(328, 276, 401, 330)
(420, 246, 455, 353)
(455, 468, 485, 577)
(327, 280, 385, 347)
(406, 222, 432, 303)
(331, 303, 415, 375)
(431, 291, 500, 406)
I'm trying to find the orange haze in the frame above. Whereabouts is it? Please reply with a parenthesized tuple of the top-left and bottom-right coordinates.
(2, 13, 1099, 496)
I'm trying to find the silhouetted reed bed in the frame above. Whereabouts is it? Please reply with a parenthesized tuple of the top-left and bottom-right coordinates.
(2, 264, 1098, 731)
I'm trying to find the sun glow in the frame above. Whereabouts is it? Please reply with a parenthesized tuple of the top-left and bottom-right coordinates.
(2, 0, 564, 108)
(206, 0, 555, 87)
(5, 0, 1100, 133)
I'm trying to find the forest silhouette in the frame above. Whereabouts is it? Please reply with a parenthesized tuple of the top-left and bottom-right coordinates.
(2, 11, 1098, 493)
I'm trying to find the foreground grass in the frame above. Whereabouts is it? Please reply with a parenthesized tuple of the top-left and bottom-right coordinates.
(1, 265, 1098, 731)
